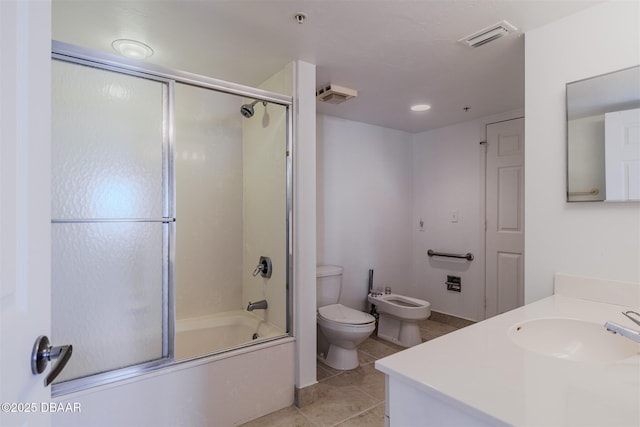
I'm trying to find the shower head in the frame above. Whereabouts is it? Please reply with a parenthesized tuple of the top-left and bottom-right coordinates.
(240, 100, 266, 118)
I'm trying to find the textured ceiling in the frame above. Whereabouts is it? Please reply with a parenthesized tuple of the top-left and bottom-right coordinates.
(52, 0, 602, 133)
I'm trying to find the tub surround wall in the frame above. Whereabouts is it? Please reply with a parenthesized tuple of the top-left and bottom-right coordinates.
(242, 63, 292, 332)
(525, 0, 640, 303)
(175, 85, 243, 320)
(316, 114, 413, 312)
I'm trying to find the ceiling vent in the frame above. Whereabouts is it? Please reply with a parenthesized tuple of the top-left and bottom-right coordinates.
(316, 84, 358, 104)
(458, 20, 517, 48)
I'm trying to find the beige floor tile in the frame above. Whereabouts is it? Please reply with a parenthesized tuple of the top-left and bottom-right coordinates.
(298, 382, 378, 427)
(243, 323, 465, 427)
(317, 363, 340, 381)
(420, 320, 458, 339)
(336, 403, 385, 427)
(357, 348, 376, 366)
(358, 337, 404, 360)
(427, 312, 475, 329)
(325, 363, 386, 402)
(240, 405, 315, 427)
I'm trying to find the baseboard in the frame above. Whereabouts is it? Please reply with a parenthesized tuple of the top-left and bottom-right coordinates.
(294, 382, 322, 408)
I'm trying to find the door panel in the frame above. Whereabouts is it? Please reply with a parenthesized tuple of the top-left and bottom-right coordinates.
(485, 118, 525, 318)
(605, 108, 640, 201)
(0, 2, 52, 426)
(497, 252, 523, 312)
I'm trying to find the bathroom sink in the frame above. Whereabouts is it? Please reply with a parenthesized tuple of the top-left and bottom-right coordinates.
(508, 318, 639, 362)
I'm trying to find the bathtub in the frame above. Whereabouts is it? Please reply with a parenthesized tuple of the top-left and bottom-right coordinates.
(175, 310, 287, 360)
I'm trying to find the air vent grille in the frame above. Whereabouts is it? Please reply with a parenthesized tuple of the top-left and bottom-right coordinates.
(458, 20, 517, 48)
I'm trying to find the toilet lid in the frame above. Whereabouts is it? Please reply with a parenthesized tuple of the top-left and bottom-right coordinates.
(318, 304, 375, 325)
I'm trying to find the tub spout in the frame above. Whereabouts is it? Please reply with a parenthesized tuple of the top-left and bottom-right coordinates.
(247, 300, 268, 311)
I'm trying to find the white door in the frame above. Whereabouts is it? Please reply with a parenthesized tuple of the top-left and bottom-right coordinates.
(0, 2, 53, 426)
(485, 118, 525, 318)
(605, 108, 640, 201)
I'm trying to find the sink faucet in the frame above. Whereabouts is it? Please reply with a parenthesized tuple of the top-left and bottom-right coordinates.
(605, 321, 640, 344)
(246, 300, 268, 311)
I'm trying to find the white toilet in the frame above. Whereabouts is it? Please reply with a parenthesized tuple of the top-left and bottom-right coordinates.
(368, 293, 431, 347)
(317, 265, 376, 370)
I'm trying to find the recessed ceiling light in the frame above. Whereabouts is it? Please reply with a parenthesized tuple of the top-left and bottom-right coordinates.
(112, 39, 154, 59)
(411, 104, 431, 112)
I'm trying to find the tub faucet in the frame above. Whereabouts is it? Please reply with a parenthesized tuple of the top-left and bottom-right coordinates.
(247, 300, 268, 311)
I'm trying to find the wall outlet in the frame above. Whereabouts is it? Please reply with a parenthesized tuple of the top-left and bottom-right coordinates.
(446, 275, 461, 292)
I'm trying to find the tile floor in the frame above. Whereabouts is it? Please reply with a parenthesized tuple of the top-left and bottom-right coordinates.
(241, 315, 472, 427)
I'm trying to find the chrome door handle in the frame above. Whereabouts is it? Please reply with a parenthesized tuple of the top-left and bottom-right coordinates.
(31, 335, 73, 386)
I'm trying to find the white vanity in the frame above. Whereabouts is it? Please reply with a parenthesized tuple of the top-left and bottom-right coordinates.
(375, 275, 640, 426)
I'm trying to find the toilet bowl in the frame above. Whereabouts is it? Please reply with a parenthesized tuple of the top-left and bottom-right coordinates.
(316, 266, 376, 370)
(368, 293, 431, 347)
(317, 304, 376, 370)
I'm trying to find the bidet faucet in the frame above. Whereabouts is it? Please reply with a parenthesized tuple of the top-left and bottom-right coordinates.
(246, 300, 268, 311)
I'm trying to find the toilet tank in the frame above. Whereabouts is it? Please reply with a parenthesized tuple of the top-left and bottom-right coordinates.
(316, 265, 343, 307)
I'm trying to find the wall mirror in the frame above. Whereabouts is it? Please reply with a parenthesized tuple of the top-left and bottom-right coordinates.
(566, 65, 640, 202)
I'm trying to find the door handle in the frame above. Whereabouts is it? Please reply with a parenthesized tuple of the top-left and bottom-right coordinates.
(31, 335, 73, 386)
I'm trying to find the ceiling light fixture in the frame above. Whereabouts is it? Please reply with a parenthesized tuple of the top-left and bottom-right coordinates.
(112, 39, 154, 59)
(411, 104, 431, 112)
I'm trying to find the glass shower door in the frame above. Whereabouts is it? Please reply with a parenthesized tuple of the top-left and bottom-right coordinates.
(51, 59, 171, 387)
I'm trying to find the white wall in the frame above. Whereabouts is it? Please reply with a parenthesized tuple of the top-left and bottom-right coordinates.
(317, 114, 413, 311)
(411, 119, 486, 320)
(525, 0, 640, 303)
(293, 61, 318, 389)
(317, 110, 523, 321)
(410, 110, 522, 321)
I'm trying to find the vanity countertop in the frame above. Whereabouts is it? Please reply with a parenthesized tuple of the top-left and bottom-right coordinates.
(375, 282, 640, 426)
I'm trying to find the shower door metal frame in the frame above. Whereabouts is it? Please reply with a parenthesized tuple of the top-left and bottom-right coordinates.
(51, 40, 294, 397)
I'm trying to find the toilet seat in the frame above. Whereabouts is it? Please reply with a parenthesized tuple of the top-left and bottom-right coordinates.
(318, 304, 375, 326)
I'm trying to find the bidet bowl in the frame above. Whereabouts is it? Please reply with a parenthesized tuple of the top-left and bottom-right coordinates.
(508, 317, 639, 362)
(368, 293, 430, 320)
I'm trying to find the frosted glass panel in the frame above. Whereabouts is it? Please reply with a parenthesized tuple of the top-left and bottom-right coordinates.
(51, 59, 168, 386)
(52, 60, 165, 219)
(51, 222, 164, 383)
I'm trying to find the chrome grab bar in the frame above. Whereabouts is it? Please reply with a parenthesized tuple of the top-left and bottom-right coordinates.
(427, 249, 474, 261)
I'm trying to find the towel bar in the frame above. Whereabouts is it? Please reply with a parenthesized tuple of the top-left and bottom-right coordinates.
(427, 249, 474, 261)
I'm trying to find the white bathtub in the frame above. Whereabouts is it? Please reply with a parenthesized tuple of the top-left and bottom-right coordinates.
(175, 310, 287, 360)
